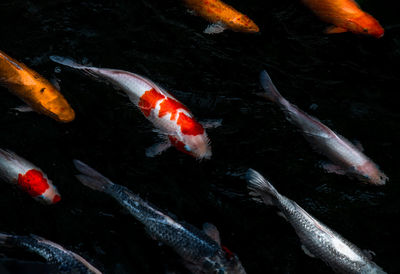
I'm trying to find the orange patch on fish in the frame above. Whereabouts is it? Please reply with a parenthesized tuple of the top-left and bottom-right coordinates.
(0, 50, 75, 122)
(177, 112, 204, 136)
(158, 97, 189, 120)
(184, 0, 259, 33)
(138, 88, 165, 117)
(301, 0, 384, 38)
(17, 169, 49, 197)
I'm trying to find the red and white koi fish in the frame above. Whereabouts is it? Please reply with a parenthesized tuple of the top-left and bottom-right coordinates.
(0, 149, 61, 204)
(50, 56, 217, 160)
(259, 70, 388, 186)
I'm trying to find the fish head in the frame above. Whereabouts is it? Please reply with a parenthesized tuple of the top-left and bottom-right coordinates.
(181, 133, 212, 160)
(230, 15, 259, 33)
(37, 83, 76, 122)
(346, 13, 384, 38)
(170, 132, 212, 160)
(211, 247, 246, 274)
(360, 261, 386, 274)
(35, 180, 62, 205)
(353, 162, 388, 186)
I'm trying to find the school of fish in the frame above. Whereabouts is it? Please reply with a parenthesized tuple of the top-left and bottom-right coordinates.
(0, 0, 390, 273)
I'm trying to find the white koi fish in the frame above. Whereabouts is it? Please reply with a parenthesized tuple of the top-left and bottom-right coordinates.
(259, 70, 388, 186)
(50, 56, 219, 160)
(0, 149, 61, 204)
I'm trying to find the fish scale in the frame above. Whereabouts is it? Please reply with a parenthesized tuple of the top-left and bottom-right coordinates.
(247, 169, 386, 274)
(74, 160, 247, 273)
(105, 183, 220, 262)
(0, 233, 101, 274)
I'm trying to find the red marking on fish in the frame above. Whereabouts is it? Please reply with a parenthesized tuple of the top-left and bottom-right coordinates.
(17, 169, 49, 197)
(168, 136, 191, 155)
(177, 112, 204, 136)
(138, 88, 165, 117)
(222, 245, 234, 259)
(158, 97, 189, 120)
(52, 194, 61, 204)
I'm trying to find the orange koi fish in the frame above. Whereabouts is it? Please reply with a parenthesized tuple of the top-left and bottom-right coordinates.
(184, 0, 259, 34)
(0, 149, 61, 204)
(302, 0, 384, 38)
(0, 50, 75, 122)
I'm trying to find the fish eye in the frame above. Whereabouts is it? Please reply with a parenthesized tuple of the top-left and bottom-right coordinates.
(363, 28, 368, 33)
(184, 145, 192, 151)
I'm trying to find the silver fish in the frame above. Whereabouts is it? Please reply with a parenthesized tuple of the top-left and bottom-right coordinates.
(246, 168, 386, 274)
(73, 160, 246, 274)
(259, 70, 388, 186)
(0, 233, 101, 274)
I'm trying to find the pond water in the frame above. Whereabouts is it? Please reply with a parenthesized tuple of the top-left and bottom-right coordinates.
(1, 0, 399, 273)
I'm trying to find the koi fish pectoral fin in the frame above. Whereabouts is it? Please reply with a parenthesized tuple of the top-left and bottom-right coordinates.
(352, 139, 364, 152)
(49, 77, 61, 91)
(203, 223, 221, 246)
(145, 141, 172, 157)
(204, 22, 226, 34)
(200, 119, 223, 129)
(362, 249, 376, 260)
(324, 25, 348, 34)
(320, 162, 347, 175)
(12, 105, 34, 113)
(301, 245, 316, 258)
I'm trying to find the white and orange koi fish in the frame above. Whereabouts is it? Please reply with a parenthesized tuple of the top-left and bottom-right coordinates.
(50, 56, 219, 160)
(0, 149, 61, 204)
(259, 70, 388, 186)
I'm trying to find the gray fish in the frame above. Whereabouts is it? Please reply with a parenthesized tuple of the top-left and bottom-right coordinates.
(0, 233, 101, 274)
(246, 168, 386, 274)
(73, 160, 246, 274)
(259, 70, 388, 186)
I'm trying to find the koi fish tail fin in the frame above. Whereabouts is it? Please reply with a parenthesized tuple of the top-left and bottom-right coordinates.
(49, 56, 101, 80)
(73, 160, 114, 193)
(0, 233, 14, 247)
(246, 168, 280, 206)
(259, 70, 283, 103)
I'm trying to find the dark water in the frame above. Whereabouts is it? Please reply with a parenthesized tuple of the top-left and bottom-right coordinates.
(1, 0, 399, 273)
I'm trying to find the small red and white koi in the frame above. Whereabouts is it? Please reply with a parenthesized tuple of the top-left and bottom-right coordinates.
(50, 56, 217, 160)
(0, 149, 61, 204)
(259, 70, 388, 186)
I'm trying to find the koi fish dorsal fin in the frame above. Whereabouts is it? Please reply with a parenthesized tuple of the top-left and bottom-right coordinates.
(204, 22, 227, 34)
(325, 25, 348, 34)
(0, 51, 23, 70)
(73, 160, 114, 192)
(203, 223, 221, 246)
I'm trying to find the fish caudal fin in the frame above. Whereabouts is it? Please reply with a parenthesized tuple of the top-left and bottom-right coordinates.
(259, 70, 283, 103)
(49, 55, 101, 80)
(49, 56, 85, 69)
(246, 169, 280, 206)
(0, 233, 14, 247)
(73, 160, 114, 192)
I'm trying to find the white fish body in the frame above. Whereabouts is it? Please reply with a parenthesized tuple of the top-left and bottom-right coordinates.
(259, 70, 388, 185)
(246, 169, 386, 274)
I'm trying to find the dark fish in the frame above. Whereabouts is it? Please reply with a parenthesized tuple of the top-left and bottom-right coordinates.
(0, 233, 101, 274)
(73, 160, 246, 274)
(259, 70, 388, 186)
(246, 169, 386, 274)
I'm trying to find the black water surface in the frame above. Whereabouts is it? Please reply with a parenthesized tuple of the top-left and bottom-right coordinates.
(1, 0, 399, 273)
